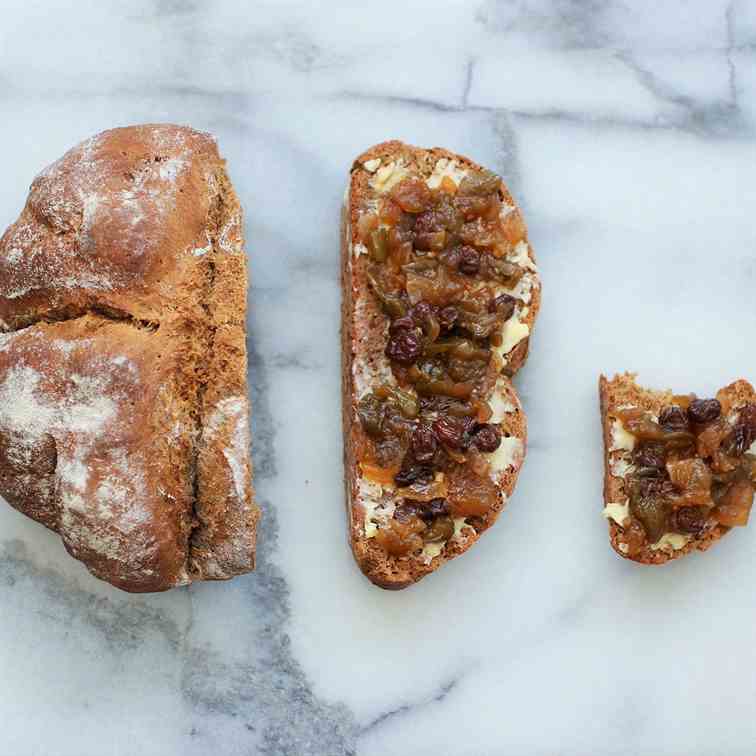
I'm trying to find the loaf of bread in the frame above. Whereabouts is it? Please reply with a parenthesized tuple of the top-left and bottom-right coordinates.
(600, 373, 755, 564)
(0, 124, 260, 592)
(342, 141, 540, 588)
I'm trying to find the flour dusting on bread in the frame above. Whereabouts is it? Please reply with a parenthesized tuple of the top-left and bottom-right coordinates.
(0, 125, 259, 592)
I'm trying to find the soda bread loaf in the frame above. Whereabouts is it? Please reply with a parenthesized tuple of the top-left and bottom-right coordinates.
(342, 141, 539, 589)
(600, 373, 755, 564)
(0, 124, 259, 592)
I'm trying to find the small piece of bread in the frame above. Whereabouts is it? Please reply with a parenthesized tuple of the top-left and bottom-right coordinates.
(599, 373, 755, 565)
(0, 124, 260, 592)
(342, 141, 536, 589)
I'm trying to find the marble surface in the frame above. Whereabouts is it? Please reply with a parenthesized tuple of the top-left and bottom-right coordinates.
(2, 1, 756, 754)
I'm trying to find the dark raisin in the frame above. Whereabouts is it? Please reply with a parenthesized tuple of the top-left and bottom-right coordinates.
(669, 506, 708, 536)
(432, 415, 474, 450)
(389, 314, 415, 334)
(394, 501, 421, 522)
(409, 301, 435, 325)
(394, 456, 434, 487)
(633, 442, 666, 471)
(634, 476, 675, 499)
(411, 424, 438, 463)
(488, 293, 516, 320)
(659, 405, 689, 432)
(727, 404, 756, 456)
(688, 398, 721, 424)
(472, 423, 502, 453)
(386, 328, 423, 365)
(438, 306, 458, 331)
(432, 416, 464, 449)
(419, 498, 449, 522)
(458, 246, 481, 276)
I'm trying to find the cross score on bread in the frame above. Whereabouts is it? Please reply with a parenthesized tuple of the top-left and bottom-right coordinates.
(0, 125, 259, 592)
(342, 141, 541, 589)
(600, 373, 755, 563)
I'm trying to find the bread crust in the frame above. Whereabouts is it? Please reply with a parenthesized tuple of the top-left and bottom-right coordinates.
(0, 125, 259, 592)
(599, 373, 755, 565)
(341, 141, 535, 589)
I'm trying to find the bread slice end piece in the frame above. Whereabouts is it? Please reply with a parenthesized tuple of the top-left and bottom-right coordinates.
(599, 373, 755, 565)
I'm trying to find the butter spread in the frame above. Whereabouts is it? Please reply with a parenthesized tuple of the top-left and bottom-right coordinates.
(509, 240, 538, 272)
(357, 478, 396, 538)
(650, 532, 691, 551)
(453, 517, 470, 539)
(370, 161, 408, 193)
(426, 158, 467, 190)
(421, 542, 444, 562)
(488, 436, 523, 474)
(602, 500, 630, 526)
(610, 419, 636, 452)
(610, 457, 634, 479)
(489, 383, 517, 423)
(493, 316, 529, 361)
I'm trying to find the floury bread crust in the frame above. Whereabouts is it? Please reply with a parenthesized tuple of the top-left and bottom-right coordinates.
(0, 124, 259, 592)
(341, 141, 536, 589)
(599, 373, 755, 565)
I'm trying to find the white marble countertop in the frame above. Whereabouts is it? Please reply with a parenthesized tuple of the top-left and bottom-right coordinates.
(2, 1, 756, 754)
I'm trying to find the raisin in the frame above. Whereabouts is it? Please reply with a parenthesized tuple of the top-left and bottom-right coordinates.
(411, 424, 438, 463)
(659, 405, 689, 432)
(438, 306, 458, 331)
(688, 398, 721, 424)
(633, 442, 666, 471)
(472, 423, 502, 453)
(394, 501, 421, 523)
(488, 293, 516, 320)
(409, 301, 435, 325)
(669, 506, 708, 536)
(727, 404, 756, 456)
(636, 476, 676, 499)
(432, 415, 475, 450)
(386, 328, 423, 365)
(394, 455, 433, 487)
(432, 416, 463, 449)
(419, 498, 450, 522)
(414, 209, 441, 235)
(389, 314, 415, 334)
(458, 246, 480, 276)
